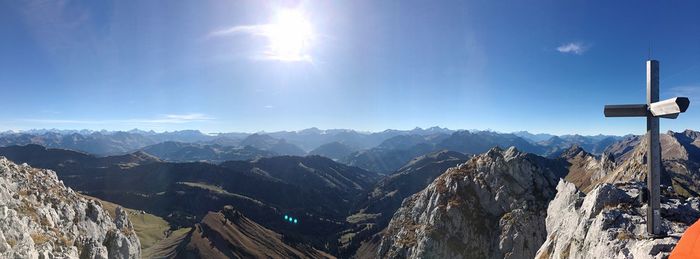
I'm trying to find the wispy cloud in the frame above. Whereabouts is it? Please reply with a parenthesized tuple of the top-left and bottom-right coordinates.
(160, 113, 213, 122)
(668, 85, 700, 98)
(208, 10, 314, 62)
(208, 25, 270, 38)
(22, 113, 215, 125)
(557, 42, 588, 55)
(210, 24, 312, 62)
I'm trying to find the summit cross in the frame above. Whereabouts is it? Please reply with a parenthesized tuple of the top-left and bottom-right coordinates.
(604, 60, 690, 236)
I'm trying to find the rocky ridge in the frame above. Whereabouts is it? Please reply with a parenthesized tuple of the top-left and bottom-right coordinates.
(536, 180, 700, 258)
(576, 130, 700, 197)
(559, 145, 616, 193)
(0, 157, 140, 258)
(343, 150, 468, 257)
(376, 147, 566, 258)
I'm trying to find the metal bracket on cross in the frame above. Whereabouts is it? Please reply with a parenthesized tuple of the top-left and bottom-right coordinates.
(603, 60, 690, 236)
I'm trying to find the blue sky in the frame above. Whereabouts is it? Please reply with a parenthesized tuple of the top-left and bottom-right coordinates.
(0, 0, 698, 135)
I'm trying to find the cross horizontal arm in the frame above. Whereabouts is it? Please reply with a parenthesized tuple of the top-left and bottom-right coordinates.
(604, 104, 648, 117)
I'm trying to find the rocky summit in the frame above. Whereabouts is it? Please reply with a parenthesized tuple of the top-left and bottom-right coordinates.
(376, 147, 567, 259)
(354, 132, 700, 258)
(0, 157, 140, 258)
(536, 180, 700, 259)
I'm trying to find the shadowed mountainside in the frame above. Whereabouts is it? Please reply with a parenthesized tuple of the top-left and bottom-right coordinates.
(0, 144, 380, 254)
(141, 141, 277, 163)
(239, 134, 307, 156)
(309, 141, 357, 161)
(147, 205, 335, 259)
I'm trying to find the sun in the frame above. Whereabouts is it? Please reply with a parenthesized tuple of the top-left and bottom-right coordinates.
(264, 9, 314, 62)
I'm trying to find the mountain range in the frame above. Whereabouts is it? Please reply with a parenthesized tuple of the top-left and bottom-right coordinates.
(0, 128, 621, 159)
(0, 128, 696, 258)
(344, 130, 623, 173)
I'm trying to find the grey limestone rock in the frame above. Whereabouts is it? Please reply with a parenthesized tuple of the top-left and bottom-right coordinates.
(0, 157, 140, 259)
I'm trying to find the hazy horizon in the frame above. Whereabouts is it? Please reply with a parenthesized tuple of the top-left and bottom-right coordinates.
(2, 125, 694, 137)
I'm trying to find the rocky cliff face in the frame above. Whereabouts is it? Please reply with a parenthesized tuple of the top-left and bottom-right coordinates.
(376, 147, 566, 259)
(0, 157, 140, 258)
(536, 180, 700, 259)
(580, 130, 700, 198)
(343, 150, 468, 257)
(603, 130, 699, 162)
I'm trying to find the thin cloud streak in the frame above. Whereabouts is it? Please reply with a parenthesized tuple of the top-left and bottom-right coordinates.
(668, 85, 700, 98)
(208, 25, 270, 38)
(210, 24, 313, 62)
(22, 113, 215, 125)
(162, 113, 213, 121)
(207, 10, 315, 63)
(557, 42, 587, 55)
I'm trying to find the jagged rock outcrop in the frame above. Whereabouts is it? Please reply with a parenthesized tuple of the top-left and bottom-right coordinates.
(376, 147, 566, 259)
(603, 131, 697, 163)
(343, 150, 468, 257)
(536, 180, 700, 259)
(0, 157, 140, 258)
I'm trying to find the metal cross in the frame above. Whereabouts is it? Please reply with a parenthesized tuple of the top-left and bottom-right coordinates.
(604, 60, 690, 236)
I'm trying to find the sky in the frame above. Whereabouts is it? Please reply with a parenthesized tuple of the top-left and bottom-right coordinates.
(0, 0, 699, 135)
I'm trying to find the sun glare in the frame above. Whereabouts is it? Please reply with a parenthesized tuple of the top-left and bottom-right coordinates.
(264, 9, 314, 62)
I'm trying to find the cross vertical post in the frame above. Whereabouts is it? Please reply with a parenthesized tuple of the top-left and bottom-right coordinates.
(646, 60, 661, 235)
